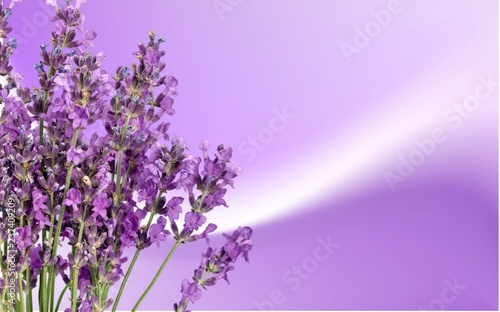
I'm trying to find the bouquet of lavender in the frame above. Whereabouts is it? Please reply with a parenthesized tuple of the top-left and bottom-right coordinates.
(0, 1, 253, 311)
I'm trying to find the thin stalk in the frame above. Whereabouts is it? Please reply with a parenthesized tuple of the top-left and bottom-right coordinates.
(51, 129, 79, 258)
(71, 206, 87, 312)
(54, 283, 70, 312)
(110, 250, 139, 312)
(111, 193, 162, 312)
(106, 116, 132, 305)
(114, 151, 124, 203)
(0, 248, 3, 272)
(120, 165, 132, 191)
(71, 265, 79, 312)
(48, 278, 54, 312)
(18, 271, 24, 312)
(89, 252, 101, 308)
(48, 193, 55, 237)
(17, 202, 25, 312)
(48, 129, 79, 312)
(26, 267, 33, 312)
(114, 115, 131, 204)
(131, 241, 180, 312)
(40, 267, 48, 312)
(25, 219, 33, 312)
(39, 236, 47, 312)
(46, 192, 55, 312)
(38, 118, 48, 312)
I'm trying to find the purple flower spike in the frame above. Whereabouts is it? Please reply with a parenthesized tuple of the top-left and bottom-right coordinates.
(0, 2, 252, 310)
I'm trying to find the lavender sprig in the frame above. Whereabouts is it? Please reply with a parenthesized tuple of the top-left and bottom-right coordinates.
(0, 1, 252, 311)
(174, 226, 253, 312)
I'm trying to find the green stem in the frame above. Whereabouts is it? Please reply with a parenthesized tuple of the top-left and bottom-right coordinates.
(54, 283, 70, 312)
(51, 129, 79, 259)
(40, 266, 48, 312)
(17, 202, 25, 312)
(45, 192, 55, 312)
(71, 206, 87, 312)
(107, 117, 132, 302)
(26, 267, 33, 312)
(48, 129, 79, 311)
(112, 193, 162, 312)
(89, 253, 101, 308)
(18, 272, 24, 312)
(48, 192, 55, 240)
(47, 268, 54, 312)
(110, 250, 139, 312)
(40, 120, 48, 311)
(2, 287, 6, 310)
(121, 165, 132, 191)
(39, 233, 47, 312)
(131, 241, 180, 312)
(71, 266, 79, 312)
(114, 115, 131, 204)
(24, 218, 33, 312)
(48, 164, 73, 311)
(114, 151, 124, 201)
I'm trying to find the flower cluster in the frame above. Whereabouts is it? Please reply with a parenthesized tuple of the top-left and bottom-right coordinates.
(0, 1, 252, 312)
(174, 226, 253, 312)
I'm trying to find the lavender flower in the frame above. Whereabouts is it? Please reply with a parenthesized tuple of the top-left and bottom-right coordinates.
(0, 1, 252, 311)
(16, 226, 34, 250)
(180, 279, 202, 303)
(174, 227, 253, 311)
(63, 188, 82, 211)
(91, 197, 110, 219)
(67, 146, 86, 165)
(149, 216, 169, 247)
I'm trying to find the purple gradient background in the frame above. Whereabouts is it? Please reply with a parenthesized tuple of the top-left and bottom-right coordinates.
(7, 0, 498, 310)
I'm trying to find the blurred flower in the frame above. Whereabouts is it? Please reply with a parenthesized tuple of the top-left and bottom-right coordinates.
(181, 279, 202, 303)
